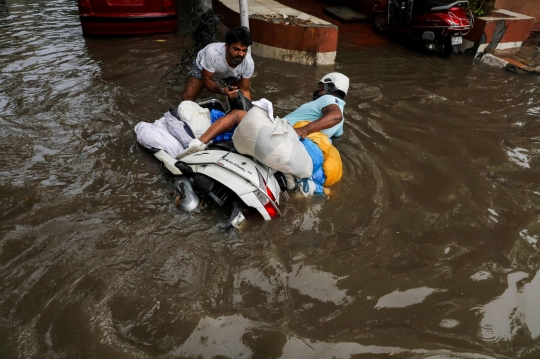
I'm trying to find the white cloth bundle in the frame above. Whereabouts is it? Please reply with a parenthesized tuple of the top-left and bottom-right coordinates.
(164, 111, 192, 148)
(135, 118, 185, 158)
(232, 105, 313, 179)
(178, 101, 211, 138)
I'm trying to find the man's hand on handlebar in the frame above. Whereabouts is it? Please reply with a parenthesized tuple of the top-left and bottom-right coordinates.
(223, 85, 238, 99)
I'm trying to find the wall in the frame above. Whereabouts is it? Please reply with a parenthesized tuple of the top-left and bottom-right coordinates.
(494, 0, 540, 24)
(212, 0, 338, 65)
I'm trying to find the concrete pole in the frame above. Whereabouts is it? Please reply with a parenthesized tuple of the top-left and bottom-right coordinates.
(239, 0, 250, 53)
(239, 0, 249, 29)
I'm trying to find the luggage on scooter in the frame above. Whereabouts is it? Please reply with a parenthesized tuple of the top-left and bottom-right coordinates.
(135, 117, 185, 158)
(178, 100, 212, 138)
(232, 106, 313, 179)
(210, 109, 235, 142)
(164, 111, 193, 148)
(293, 121, 343, 186)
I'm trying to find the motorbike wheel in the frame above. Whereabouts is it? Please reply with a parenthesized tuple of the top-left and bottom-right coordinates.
(372, 13, 388, 33)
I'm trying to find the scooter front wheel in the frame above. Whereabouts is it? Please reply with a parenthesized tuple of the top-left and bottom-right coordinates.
(372, 13, 388, 33)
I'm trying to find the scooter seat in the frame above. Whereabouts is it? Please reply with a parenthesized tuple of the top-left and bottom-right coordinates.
(414, 0, 464, 14)
(207, 141, 235, 152)
(421, 0, 458, 6)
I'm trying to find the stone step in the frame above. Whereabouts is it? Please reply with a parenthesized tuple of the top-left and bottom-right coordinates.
(515, 45, 540, 60)
(323, 6, 368, 23)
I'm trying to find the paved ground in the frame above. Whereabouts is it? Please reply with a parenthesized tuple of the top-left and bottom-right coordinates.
(489, 32, 540, 73)
(273, 0, 391, 48)
(276, 0, 540, 73)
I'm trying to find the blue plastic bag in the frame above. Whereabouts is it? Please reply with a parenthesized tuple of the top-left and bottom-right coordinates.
(301, 138, 326, 194)
(210, 109, 235, 142)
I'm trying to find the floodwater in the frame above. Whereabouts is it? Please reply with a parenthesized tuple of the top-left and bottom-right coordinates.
(1, 0, 540, 358)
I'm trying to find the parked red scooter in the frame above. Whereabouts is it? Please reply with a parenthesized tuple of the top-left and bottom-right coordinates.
(372, 0, 473, 56)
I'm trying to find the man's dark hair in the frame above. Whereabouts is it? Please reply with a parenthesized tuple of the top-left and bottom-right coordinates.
(225, 26, 253, 47)
(334, 89, 346, 99)
(324, 83, 345, 99)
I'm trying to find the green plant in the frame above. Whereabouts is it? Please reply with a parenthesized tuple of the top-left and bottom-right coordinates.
(469, 0, 485, 16)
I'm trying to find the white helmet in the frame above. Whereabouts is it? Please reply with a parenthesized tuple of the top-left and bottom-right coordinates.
(319, 72, 349, 97)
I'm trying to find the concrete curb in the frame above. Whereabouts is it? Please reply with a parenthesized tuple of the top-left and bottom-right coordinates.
(476, 53, 509, 68)
(475, 52, 540, 74)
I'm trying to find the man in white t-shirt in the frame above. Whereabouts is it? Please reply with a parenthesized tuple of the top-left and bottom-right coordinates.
(181, 27, 254, 102)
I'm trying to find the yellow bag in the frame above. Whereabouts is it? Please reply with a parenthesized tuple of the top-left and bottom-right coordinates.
(293, 121, 342, 186)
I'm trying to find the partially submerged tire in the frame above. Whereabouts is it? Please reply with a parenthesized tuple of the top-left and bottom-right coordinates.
(372, 13, 388, 33)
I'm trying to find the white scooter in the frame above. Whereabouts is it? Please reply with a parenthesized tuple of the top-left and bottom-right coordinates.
(151, 98, 287, 228)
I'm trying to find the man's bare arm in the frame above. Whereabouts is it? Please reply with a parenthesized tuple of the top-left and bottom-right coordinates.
(199, 110, 247, 143)
(295, 103, 342, 139)
(237, 77, 251, 100)
(201, 69, 237, 98)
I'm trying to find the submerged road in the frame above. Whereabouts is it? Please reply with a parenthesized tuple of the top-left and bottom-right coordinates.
(1, 1, 540, 358)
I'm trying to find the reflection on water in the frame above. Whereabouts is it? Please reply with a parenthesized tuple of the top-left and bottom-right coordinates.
(288, 263, 350, 304)
(478, 269, 540, 343)
(471, 270, 493, 282)
(519, 216, 540, 249)
(375, 286, 441, 309)
(440, 319, 460, 328)
(2, 0, 540, 358)
(172, 314, 498, 359)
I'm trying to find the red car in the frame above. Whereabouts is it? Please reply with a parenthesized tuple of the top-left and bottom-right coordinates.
(78, 0, 178, 36)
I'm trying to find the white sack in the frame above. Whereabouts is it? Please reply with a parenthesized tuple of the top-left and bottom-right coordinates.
(251, 98, 274, 122)
(164, 111, 193, 148)
(178, 101, 211, 138)
(233, 106, 313, 179)
(135, 121, 184, 158)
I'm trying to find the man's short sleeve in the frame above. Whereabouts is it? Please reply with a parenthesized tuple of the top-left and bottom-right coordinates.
(199, 46, 218, 73)
(318, 95, 345, 138)
(317, 95, 343, 116)
(240, 55, 254, 79)
(333, 122, 344, 137)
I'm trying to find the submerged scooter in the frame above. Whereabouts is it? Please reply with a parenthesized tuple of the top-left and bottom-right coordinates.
(372, 0, 473, 56)
(151, 97, 287, 228)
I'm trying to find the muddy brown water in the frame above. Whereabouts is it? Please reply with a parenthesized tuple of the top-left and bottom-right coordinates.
(2, 1, 540, 358)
